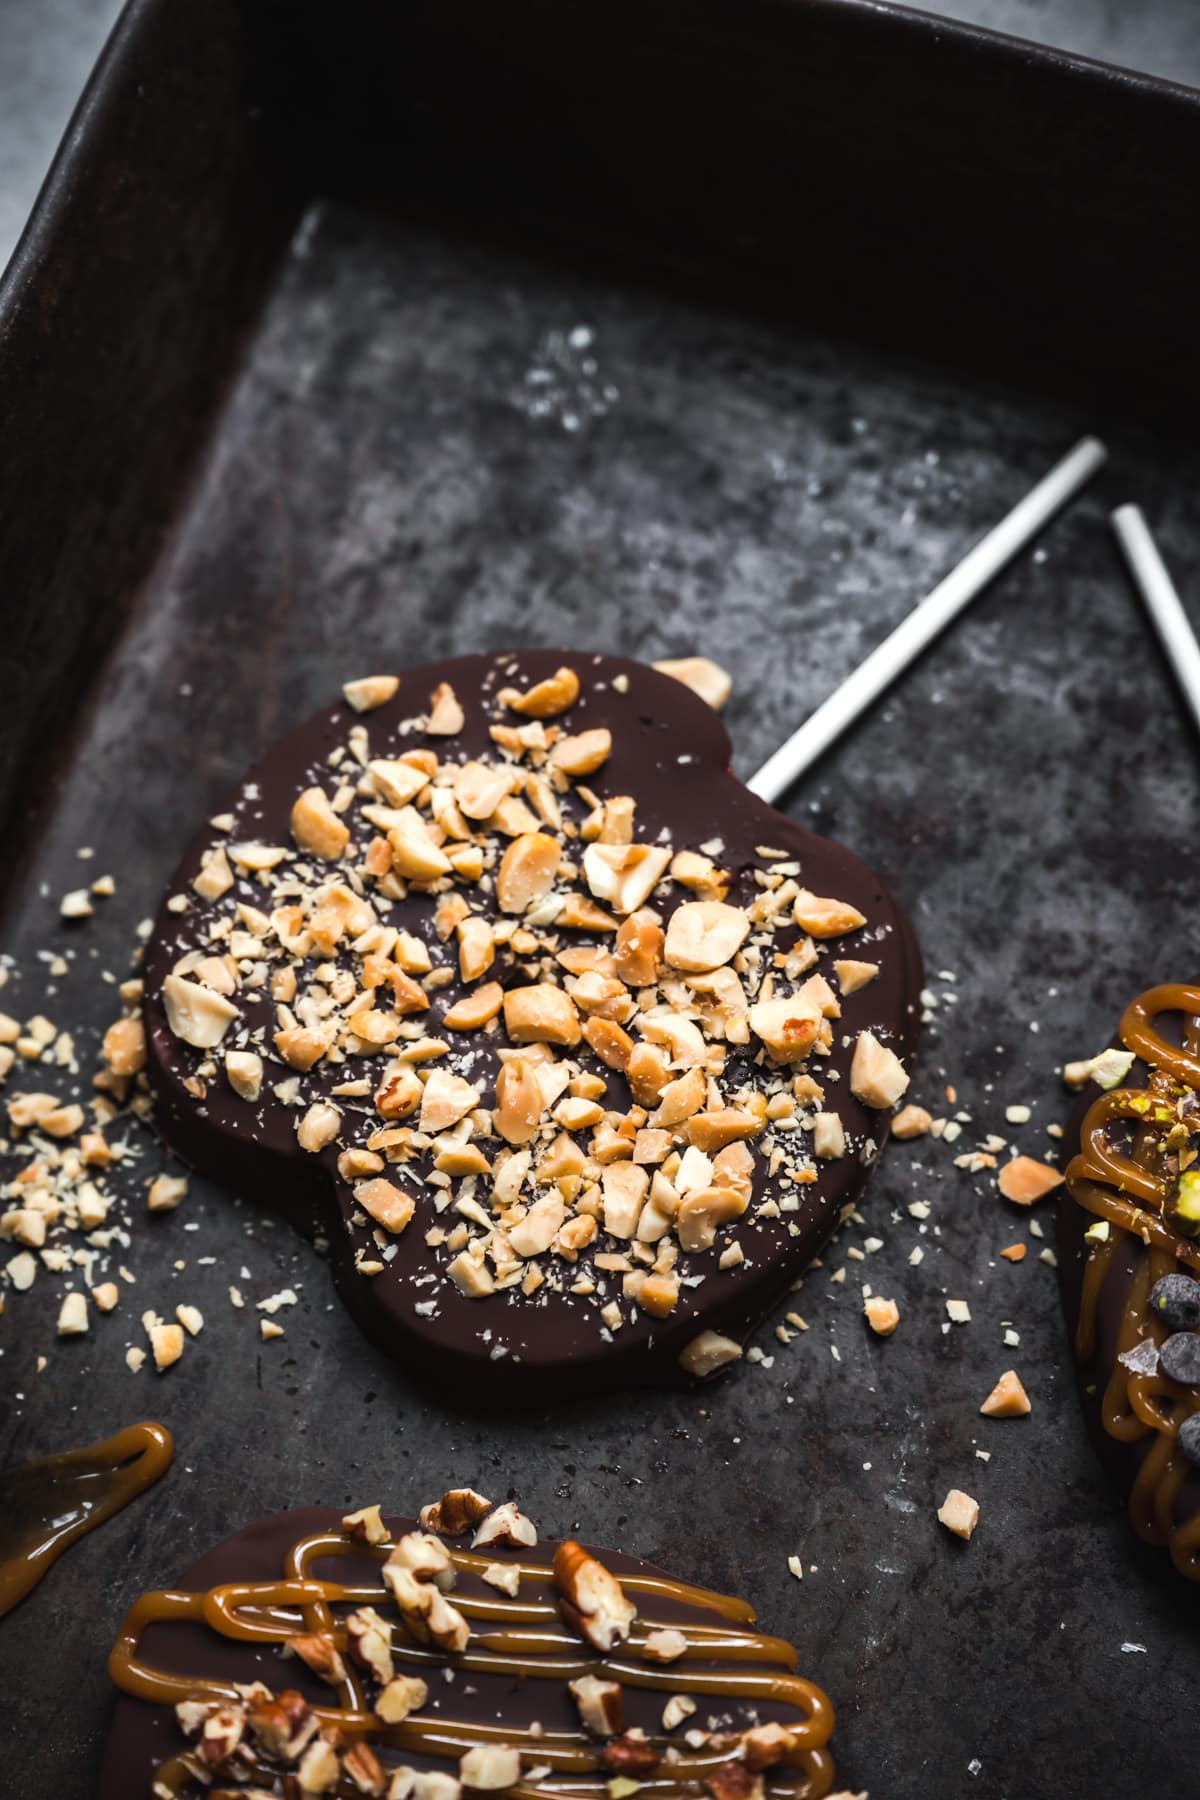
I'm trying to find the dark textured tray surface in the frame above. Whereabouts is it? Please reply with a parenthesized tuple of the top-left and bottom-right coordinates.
(2, 203, 1198, 1799)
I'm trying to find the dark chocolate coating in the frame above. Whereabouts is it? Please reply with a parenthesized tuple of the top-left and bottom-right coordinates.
(143, 650, 921, 1399)
(97, 1506, 823, 1800)
(1056, 1068, 1200, 1559)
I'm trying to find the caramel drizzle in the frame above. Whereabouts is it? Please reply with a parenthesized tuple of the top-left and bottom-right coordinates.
(1068, 983, 1200, 1579)
(110, 1525, 835, 1799)
(0, 1421, 172, 1618)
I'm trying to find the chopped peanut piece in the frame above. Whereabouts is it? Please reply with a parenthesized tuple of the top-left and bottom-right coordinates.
(748, 996, 821, 1064)
(447, 1250, 495, 1297)
(979, 1370, 1031, 1417)
(148, 1320, 185, 1370)
(503, 665, 579, 718)
(388, 808, 452, 881)
(833, 958, 879, 996)
(496, 833, 560, 914)
(274, 1026, 328, 1072)
(457, 915, 495, 983)
(193, 844, 234, 901)
(613, 911, 664, 986)
(426, 681, 465, 735)
(792, 889, 867, 937)
(549, 729, 612, 776)
(997, 1156, 1064, 1206)
(602, 1162, 650, 1238)
(582, 1017, 633, 1071)
(369, 757, 431, 807)
(225, 1050, 264, 1102)
(669, 849, 727, 900)
(652, 656, 732, 711)
(664, 901, 750, 972)
(678, 1329, 742, 1378)
(147, 1174, 188, 1213)
(637, 1272, 680, 1317)
(419, 1070, 480, 1133)
(297, 1101, 341, 1153)
(103, 1017, 146, 1077)
(583, 843, 671, 915)
(443, 982, 505, 1031)
(812, 1112, 846, 1160)
(57, 1291, 89, 1336)
(937, 1489, 980, 1541)
(162, 974, 238, 1049)
(494, 1058, 543, 1146)
(355, 1178, 415, 1234)
(849, 1031, 910, 1109)
(863, 1295, 900, 1336)
(503, 985, 581, 1048)
(676, 1185, 747, 1252)
(891, 1103, 932, 1140)
(344, 674, 399, 712)
(291, 787, 349, 861)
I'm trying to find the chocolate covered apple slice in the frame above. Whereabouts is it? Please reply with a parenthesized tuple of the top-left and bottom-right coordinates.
(100, 1490, 839, 1799)
(1057, 983, 1200, 1580)
(143, 650, 921, 1396)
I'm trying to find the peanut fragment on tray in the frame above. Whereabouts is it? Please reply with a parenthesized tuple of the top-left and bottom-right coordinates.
(937, 1489, 980, 1540)
(148, 656, 909, 1363)
(997, 1155, 1064, 1205)
(863, 1295, 900, 1336)
(979, 1369, 1031, 1417)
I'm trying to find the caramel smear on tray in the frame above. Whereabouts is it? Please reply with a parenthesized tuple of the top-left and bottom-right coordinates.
(0, 1420, 172, 1616)
(1068, 984, 1200, 1579)
(110, 1499, 837, 1799)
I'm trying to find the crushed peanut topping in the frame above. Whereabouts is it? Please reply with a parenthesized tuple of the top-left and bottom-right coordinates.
(148, 658, 908, 1358)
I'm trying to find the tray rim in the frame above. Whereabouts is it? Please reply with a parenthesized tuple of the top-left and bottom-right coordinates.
(5, 0, 1200, 337)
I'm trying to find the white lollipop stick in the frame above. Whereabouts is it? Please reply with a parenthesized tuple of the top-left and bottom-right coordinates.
(747, 435, 1107, 802)
(1111, 504, 1200, 741)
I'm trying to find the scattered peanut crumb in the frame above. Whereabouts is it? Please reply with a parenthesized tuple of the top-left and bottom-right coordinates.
(997, 1156, 1064, 1206)
(57, 1291, 89, 1336)
(891, 1103, 932, 1140)
(937, 1488, 979, 1541)
(980, 1369, 1031, 1417)
(60, 889, 94, 920)
(863, 1295, 900, 1336)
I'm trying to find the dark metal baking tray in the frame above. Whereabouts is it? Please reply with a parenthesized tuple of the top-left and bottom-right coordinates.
(1, 2, 1197, 1795)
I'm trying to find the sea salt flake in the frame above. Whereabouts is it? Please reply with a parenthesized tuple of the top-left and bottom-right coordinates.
(1118, 1339, 1159, 1377)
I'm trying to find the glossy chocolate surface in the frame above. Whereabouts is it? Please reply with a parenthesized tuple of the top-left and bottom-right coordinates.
(143, 650, 921, 1399)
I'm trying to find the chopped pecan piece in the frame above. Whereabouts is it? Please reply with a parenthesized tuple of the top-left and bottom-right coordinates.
(553, 1540, 636, 1651)
(418, 1488, 492, 1535)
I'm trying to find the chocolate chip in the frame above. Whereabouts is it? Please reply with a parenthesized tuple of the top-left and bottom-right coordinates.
(1158, 1331, 1200, 1387)
(1178, 1413, 1200, 1470)
(1149, 1273, 1200, 1333)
